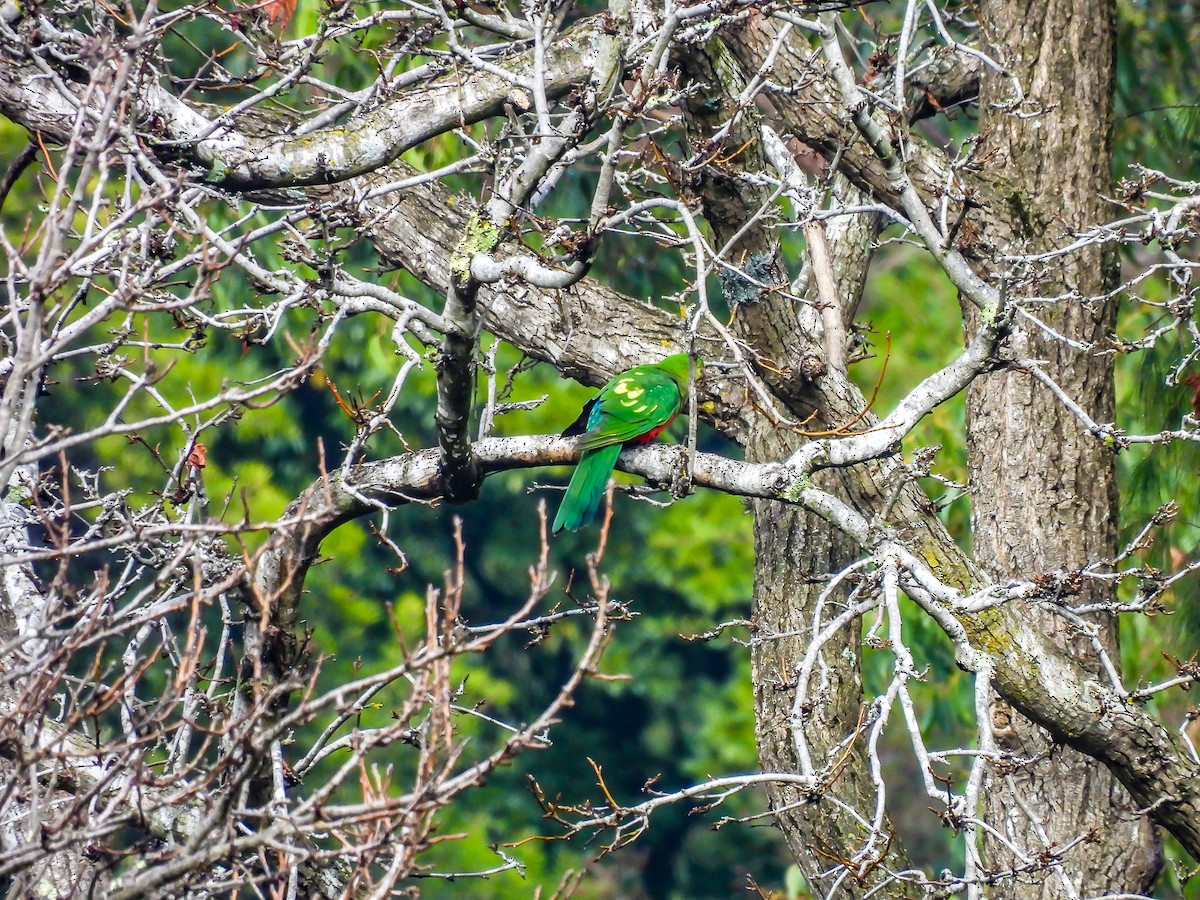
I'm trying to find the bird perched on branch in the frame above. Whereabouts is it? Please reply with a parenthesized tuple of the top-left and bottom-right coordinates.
(553, 353, 698, 533)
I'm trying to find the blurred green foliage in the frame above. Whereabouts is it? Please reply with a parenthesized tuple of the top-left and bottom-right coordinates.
(1115, 0, 1200, 179)
(1111, 12, 1200, 891)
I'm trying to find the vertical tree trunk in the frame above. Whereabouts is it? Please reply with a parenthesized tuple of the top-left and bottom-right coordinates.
(748, 440, 913, 895)
(679, 43, 920, 893)
(968, 0, 1160, 892)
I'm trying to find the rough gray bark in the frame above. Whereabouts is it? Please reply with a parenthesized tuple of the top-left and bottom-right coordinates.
(967, 0, 1161, 892)
(747, 436, 893, 895)
(0, 782, 112, 900)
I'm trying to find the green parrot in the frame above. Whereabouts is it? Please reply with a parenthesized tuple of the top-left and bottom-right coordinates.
(553, 353, 697, 533)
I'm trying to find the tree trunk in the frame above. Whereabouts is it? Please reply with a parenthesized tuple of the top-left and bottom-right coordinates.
(749, 435, 918, 896)
(968, 0, 1160, 892)
(676, 42, 920, 892)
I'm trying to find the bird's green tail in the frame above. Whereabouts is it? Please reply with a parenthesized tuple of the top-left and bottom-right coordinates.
(553, 443, 622, 533)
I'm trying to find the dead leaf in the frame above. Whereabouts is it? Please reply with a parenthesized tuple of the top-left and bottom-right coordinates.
(1185, 372, 1200, 419)
(187, 442, 208, 469)
(258, 0, 296, 30)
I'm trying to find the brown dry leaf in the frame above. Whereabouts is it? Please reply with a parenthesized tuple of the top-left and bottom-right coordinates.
(1185, 372, 1200, 419)
(187, 442, 208, 469)
(259, 0, 296, 30)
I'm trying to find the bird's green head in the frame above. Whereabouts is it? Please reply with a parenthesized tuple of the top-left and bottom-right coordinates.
(655, 352, 701, 390)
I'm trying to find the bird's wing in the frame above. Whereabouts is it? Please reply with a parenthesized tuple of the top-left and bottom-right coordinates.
(560, 396, 598, 437)
(575, 369, 681, 450)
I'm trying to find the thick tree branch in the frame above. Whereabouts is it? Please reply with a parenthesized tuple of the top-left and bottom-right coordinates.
(721, 13, 954, 212)
(760, 124, 848, 375)
(908, 50, 981, 121)
(435, 280, 481, 502)
(0, 17, 609, 190)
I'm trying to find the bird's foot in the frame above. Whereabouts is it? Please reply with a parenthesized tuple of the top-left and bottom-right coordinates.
(670, 452, 693, 500)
